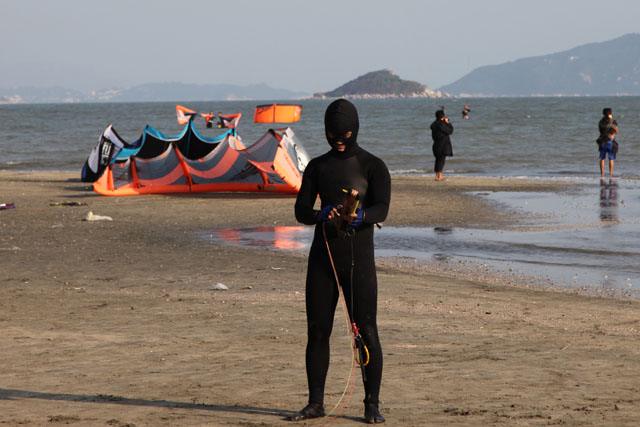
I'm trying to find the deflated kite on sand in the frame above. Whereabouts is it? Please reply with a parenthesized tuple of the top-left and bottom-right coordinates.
(82, 111, 309, 196)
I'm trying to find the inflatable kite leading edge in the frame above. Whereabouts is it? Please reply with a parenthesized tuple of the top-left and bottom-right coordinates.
(254, 104, 302, 123)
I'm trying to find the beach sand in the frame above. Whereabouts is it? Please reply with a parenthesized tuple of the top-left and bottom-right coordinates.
(1, 171, 639, 426)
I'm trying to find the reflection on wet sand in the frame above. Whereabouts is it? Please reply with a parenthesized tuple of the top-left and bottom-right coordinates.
(206, 181, 640, 297)
(213, 226, 309, 251)
(600, 178, 618, 222)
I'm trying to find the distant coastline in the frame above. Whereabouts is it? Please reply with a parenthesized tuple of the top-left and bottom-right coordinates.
(311, 90, 449, 100)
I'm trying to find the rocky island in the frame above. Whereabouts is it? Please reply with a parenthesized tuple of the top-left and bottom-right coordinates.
(313, 69, 449, 99)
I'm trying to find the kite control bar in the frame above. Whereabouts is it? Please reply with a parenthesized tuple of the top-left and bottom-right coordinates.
(336, 188, 359, 235)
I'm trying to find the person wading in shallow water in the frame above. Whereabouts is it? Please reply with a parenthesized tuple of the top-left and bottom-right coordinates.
(597, 107, 619, 176)
(430, 109, 454, 181)
(599, 128, 618, 176)
(462, 105, 470, 119)
(289, 99, 391, 424)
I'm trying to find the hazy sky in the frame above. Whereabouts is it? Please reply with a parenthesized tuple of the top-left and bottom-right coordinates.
(1, 0, 639, 93)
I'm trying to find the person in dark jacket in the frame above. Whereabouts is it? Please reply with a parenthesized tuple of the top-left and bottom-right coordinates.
(598, 107, 618, 143)
(430, 110, 453, 181)
(289, 99, 391, 424)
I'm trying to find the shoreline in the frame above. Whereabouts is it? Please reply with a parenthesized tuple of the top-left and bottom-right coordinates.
(1, 171, 639, 426)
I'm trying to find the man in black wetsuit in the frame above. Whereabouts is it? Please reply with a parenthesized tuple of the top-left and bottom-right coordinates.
(289, 99, 391, 424)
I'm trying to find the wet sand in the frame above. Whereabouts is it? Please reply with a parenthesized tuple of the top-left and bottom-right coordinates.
(1, 171, 639, 426)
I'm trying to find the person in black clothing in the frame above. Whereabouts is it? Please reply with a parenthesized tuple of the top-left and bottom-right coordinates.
(289, 99, 391, 424)
(598, 107, 618, 142)
(430, 110, 454, 181)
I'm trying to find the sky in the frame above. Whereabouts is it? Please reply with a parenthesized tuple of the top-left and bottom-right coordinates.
(1, 0, 639, 94)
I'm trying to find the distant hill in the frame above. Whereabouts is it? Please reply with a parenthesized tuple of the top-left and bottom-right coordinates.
(0, 82, 308, 104)
(314, 69, 448, 99)
(439, 33, 640, 96)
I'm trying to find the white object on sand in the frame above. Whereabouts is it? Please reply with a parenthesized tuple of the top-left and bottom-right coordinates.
(84, 211, 112, 221)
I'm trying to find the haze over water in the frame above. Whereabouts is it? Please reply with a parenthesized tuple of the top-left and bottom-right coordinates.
(2, 98, 639, 296)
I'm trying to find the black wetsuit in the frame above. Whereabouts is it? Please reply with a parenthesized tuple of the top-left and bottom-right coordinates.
(294, 100, 391, 408)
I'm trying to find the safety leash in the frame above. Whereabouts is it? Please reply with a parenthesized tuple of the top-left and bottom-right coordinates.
(320, 222, 369, 425)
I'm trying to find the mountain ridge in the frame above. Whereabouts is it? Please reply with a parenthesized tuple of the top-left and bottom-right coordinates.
(439, 33, 640, 96)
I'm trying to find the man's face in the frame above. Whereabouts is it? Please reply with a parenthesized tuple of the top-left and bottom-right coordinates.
(326, 130, 353, 151)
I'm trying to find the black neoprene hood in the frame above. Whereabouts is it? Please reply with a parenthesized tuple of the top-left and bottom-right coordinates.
(324, 99, 359, 151)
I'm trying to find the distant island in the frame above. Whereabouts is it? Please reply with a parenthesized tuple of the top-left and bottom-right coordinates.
(439, 33, 640, 97)
(313, 69, 449, 99)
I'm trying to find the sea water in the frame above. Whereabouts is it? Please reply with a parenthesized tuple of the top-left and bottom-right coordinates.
(1, 98, 639, 296)
(207, 179, 640, 297)
(2, 97, 640, 176)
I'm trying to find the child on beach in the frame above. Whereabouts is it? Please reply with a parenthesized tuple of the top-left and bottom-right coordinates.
(599, 129, 618, 176)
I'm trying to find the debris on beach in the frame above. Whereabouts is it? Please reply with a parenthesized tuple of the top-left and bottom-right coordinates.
(444, 407, 471, 416)
(211, 282, 228, 290)
(83, 211, 112, 221)
(50, 201, 88, 207)
(0, 203, 15, 210)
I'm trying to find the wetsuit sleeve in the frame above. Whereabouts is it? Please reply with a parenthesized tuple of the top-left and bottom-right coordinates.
(295, 162, 320, 225)
(363, 159, 391, 224)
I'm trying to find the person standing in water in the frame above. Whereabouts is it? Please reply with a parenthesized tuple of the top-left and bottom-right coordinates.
(599, 128, 617, 176)
(289, 99, 391, 424)
(430, 110, 454, 181)
(461, 105, 470, 119)
(597, 108, 619, 176)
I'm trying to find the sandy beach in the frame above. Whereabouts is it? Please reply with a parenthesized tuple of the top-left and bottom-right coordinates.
(1, 171, 639, 426)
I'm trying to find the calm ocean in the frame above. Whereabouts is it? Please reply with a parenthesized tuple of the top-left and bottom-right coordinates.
(2, 98, 640, 296)
(1, 97, 639, 177)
